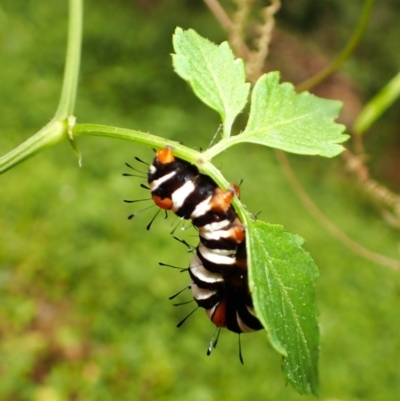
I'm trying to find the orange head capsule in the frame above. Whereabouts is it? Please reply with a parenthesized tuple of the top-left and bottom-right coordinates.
(156, 147, 175, 164)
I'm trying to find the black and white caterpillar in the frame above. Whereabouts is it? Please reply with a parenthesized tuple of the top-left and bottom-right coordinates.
(147, 147, 263, 336)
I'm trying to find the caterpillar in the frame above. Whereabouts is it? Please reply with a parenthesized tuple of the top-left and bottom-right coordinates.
(148, 147, 263, 338)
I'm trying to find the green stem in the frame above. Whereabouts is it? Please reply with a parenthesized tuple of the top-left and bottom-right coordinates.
(0, 0, 83, 174)
(55, 0, 83, 119)
(202, 135, 240, 160)
(73, 123, 197, 160)
(0, 120, 66, 174)
(353, 70, 400, 134)
(296, 0, 374, 93)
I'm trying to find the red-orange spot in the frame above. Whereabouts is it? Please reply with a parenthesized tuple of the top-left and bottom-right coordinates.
(156, 147, 175, 164)
(209, 188, 233, 212)
(235, 258, 248, 271)
(152, 195, 173, 210)
(231, 225, 245, 243)
(210, 298, 227, 328)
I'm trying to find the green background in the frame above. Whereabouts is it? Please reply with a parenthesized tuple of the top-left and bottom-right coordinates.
(1, 1, 400, 400)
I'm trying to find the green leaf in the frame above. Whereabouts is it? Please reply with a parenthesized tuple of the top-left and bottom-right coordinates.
(172, 27, 250, 139)
(241, 72, 348, 157)
(244, 218, 320, 395)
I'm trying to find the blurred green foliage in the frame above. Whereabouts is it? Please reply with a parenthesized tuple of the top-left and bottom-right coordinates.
(1, 1, 400, 400)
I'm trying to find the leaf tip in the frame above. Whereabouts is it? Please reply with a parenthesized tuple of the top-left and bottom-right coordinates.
(173, 26, 184, 36)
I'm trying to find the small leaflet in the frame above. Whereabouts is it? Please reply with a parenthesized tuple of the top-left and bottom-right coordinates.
(172, 28, 249, 139)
